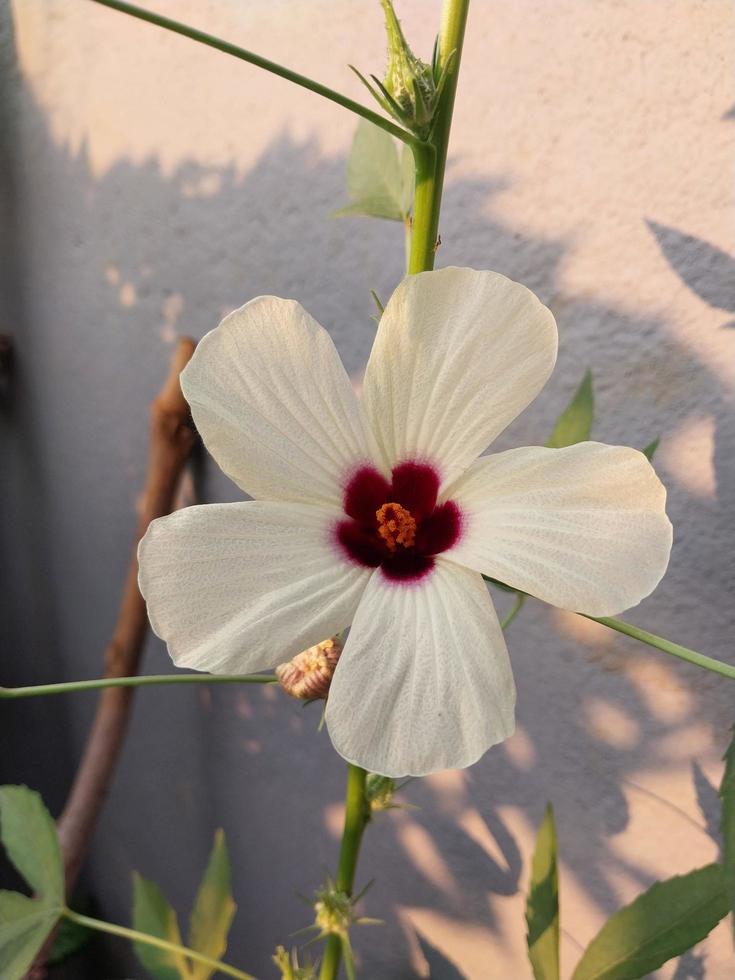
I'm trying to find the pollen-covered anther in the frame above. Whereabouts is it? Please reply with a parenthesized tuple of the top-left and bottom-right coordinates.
(375, 502, 416, 552)
(276, 638, 342, 700)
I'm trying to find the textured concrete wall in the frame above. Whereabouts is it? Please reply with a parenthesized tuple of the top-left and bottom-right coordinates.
(2, 1, 734, 977)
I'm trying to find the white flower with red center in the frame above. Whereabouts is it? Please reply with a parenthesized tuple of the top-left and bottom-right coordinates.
(138, 267, 672, 777)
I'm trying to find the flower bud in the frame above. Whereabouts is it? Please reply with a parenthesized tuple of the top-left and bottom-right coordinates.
(380, 0, 436, 134)
(365, 773, 397, 813)
(272, 945, 317, 980)
(350, 1, 455, 140)
(314, 883, 354, 938)
(276, 637, 342, 701)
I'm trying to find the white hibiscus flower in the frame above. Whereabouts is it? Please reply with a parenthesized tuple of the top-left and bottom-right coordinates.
(138, 267, 672, 777)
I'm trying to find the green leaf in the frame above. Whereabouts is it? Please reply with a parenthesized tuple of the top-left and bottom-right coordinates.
(334, 120, 413, 222)
(0, 787, 65, 979)
(720, 724, 735, 933)
(526, 804, 560, 980)
(0, 785, 64, 903)
(0, 890, 59, 980)
(547, 370, 594, 449)
(47, 911, 92, 964)
(132, 873, 193, 980)
(188, 830, 236, 980)
(571, 864, 729, 980)
(641, 437, 660, 461)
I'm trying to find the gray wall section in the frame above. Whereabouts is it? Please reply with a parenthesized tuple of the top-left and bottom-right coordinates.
(2, 1, 734, 977)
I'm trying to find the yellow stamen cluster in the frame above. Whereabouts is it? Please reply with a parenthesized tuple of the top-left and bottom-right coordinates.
(376, 502, 416, 552)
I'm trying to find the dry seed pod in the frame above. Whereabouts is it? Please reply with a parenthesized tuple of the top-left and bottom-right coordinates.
(276, 637, 342, 701)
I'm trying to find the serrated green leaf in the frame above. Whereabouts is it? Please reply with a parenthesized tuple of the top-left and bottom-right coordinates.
(641, 437, 660, 461)
(47, 911, 92, 964)
(571, 864, 729, 980)
(720, 724, 735, 934)
(188, 830, 236, 980)
(132, 873, 193, 980)
(0, 889, 59, 980)
(526, 804, 560, 980)
(333, 120, 412, 222)
(547, 371, 594, 449)
(0, 785, 64, 903)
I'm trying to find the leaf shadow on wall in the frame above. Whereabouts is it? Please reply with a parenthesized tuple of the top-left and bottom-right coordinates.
(3, 31, 735, 980)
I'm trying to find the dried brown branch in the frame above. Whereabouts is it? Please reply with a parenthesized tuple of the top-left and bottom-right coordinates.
(27, 338, 197, 977)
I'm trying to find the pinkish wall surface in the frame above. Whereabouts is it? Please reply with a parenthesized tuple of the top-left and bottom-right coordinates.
(2, 1, 734, 977)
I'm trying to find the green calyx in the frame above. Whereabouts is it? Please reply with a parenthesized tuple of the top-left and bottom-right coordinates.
(365, 774, 396, 813)
(351, 0, 454, 141)
(314, 883, 354, 939)
(381, 0, 434, 128)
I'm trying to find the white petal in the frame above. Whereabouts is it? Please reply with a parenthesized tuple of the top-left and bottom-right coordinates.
(138, 501, 369, 673)
(181, 297, 378, 507)
(445, 442, 673, 616)
(325, 561, 516, 777)
(361, 267, 557, 488)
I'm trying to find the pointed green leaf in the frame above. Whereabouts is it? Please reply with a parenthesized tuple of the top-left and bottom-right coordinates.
(641, 437, 660, 461)
(720, 724, 735, 932)
(132, 873, 192, 980)
(571, 864, 729, 980)
(0, 785, 64, 903)
(0, 890, 60, 980)
(188, 830, 236, 980)
(526, 804, 560, 980)
(333, 120, 411, 222)
(547, 371, 594, 448)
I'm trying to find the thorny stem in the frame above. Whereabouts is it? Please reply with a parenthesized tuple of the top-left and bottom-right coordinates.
(319, 765, 369, 980)
(87, 0, 417, 145)
(61, 908, 256, 980)
(0, 673, 277, 698)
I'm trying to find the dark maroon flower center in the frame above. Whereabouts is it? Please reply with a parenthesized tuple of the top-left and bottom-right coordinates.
(335, 461, 462, 582)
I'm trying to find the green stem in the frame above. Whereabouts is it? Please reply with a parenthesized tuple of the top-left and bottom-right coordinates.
(501, 592, 526, 631)
(0, 673, 277, 699)
(88, 0, 416, 145)
(586, 615, 735, 681)
(61, 907, 256, 980)
(407, 142, 438, 274)
(407, 0, 470, 273)
(319, 765, 369, 980)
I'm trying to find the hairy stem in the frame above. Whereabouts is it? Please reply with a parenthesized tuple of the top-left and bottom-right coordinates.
(0, 673, 277, 698)
(88, 0, 415, 144)
(60, 908, 255, 980)
(319, 765, 369, 980)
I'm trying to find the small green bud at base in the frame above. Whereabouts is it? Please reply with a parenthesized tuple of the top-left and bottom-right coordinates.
(366, 773, 397, 813)
(378, 0, 437, 137)
(272, 945, 317, 980)
(314, 883, 355, 938)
